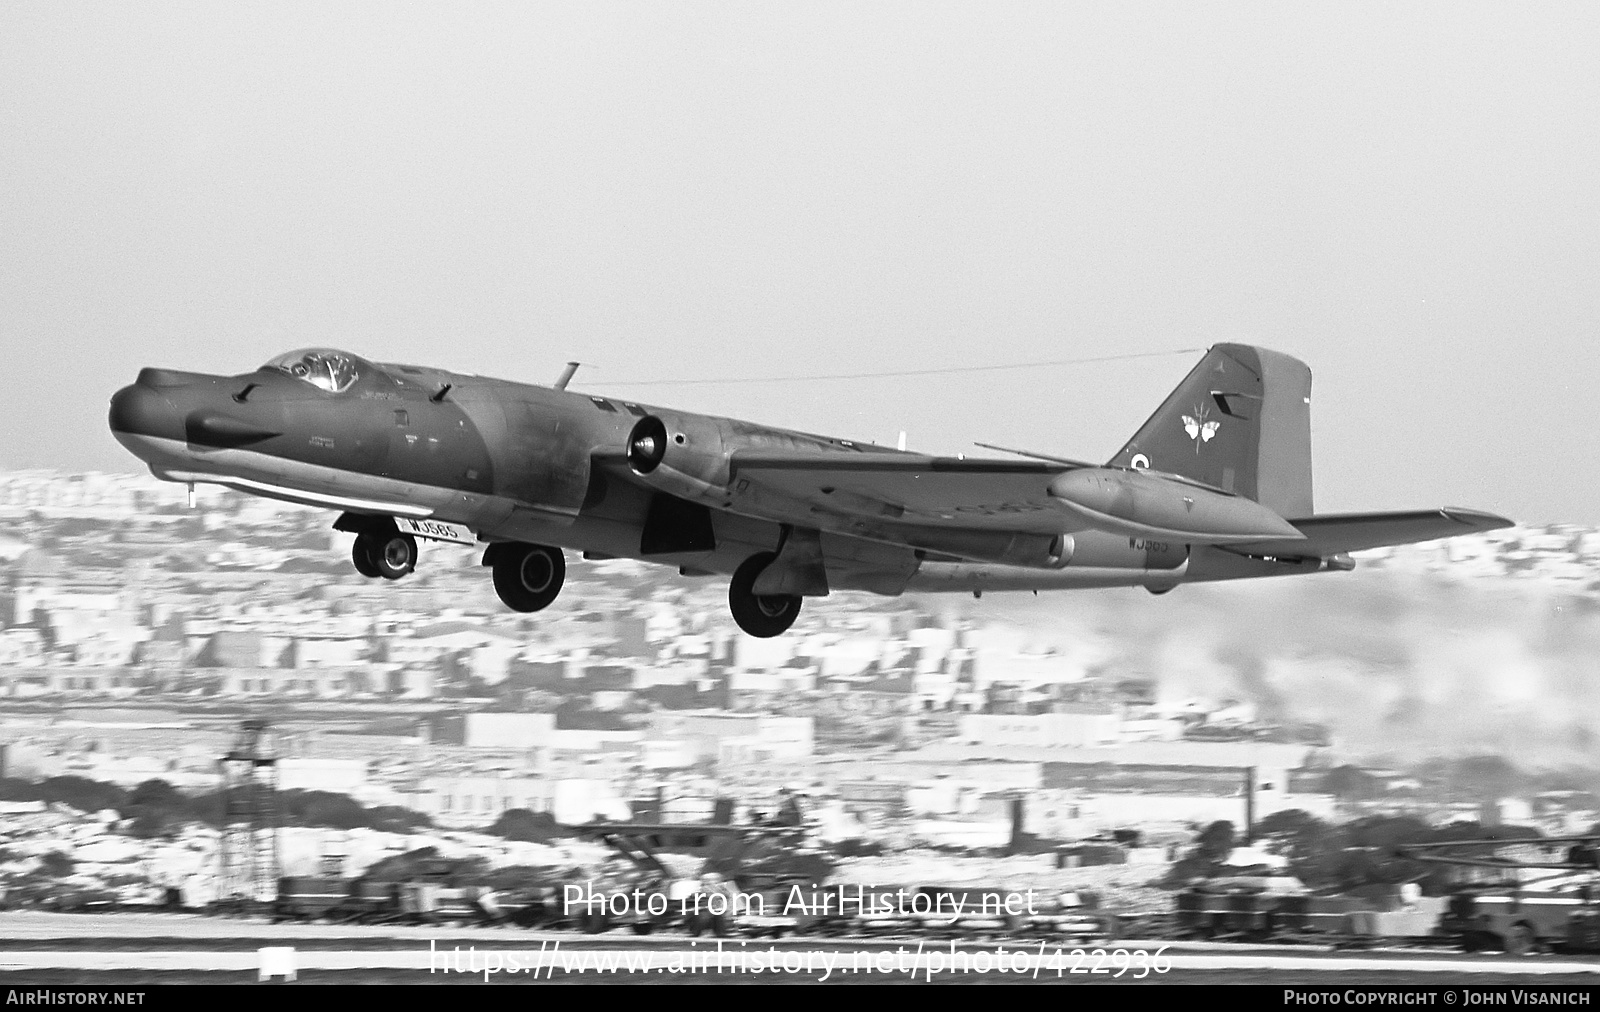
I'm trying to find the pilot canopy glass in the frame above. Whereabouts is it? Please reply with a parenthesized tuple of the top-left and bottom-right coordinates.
(264, 349, 361, 393)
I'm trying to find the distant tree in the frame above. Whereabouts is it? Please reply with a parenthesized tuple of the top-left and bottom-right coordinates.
(127, 812, 177, 839)
(32, 608, 56, 651)
(365, 805, 431, 833)
(362, 847, 440, 881)
(1257, 809, 1326, 841)
(126, 779, 184, 810)
(1451, 755, 1524, 800)
(283, 790, 370, 831)
(361, 847, 489, 886)
(487, 808, 566, 843)
(37, 776, 126, 813)
(1254, 809, 1336, 884)
(1163, 820, 1236, 885)
(1197, 820, 1235, 861)
(119, 778, 190, 835)
(38, 851, 73, 877)
(0, 777, 40, 802)
(1321, 765, 1382, 801)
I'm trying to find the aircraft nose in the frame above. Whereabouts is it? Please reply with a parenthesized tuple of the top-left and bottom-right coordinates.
(108, 378, 181, 441)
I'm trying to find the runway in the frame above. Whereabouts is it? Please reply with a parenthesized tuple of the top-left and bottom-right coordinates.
(5, 944, 1600, 975)
(4, 913, 1600, 983)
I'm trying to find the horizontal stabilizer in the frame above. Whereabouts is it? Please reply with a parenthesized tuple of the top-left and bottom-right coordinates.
(1228, 507, 1514, 558)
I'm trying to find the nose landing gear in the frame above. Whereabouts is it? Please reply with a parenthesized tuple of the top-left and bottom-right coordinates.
(336, 514, 421, 581)
(351, 538, 381, 578)
(353, 530, 417, 580)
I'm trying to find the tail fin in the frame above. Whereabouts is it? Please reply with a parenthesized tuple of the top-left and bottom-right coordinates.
(1107, 344, 1313, 518)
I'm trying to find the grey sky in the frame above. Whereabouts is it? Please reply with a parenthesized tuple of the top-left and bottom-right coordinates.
(3, 2, 1596, 523)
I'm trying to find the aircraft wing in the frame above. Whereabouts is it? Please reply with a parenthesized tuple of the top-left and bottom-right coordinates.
(1227, 508, 1514, 558)
(727, 450, 1076, 533)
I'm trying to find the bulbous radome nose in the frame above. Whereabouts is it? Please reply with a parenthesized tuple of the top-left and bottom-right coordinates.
(108, 378, 182, 441)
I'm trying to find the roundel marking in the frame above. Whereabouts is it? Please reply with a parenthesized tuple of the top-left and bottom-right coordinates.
(1131, 454, 1150, 470)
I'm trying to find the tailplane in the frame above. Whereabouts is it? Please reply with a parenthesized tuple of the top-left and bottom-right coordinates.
(1108, 344, 1314, 518)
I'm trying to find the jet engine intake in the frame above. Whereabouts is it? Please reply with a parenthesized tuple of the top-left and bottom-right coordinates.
(626, 415, 668, 476)
(624, 413, 734, 504)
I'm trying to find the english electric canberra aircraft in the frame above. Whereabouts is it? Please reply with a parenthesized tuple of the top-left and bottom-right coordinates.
(109, 344, 1511, 637)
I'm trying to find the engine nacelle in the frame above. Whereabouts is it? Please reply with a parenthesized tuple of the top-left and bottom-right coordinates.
(625, 413, 736, 505)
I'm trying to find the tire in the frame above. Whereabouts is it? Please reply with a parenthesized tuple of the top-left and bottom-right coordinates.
(630, 922, 654, 936)
(492, 544, 565, 612)
(1100, 914, 1122, 943)
(580, 912, 610, 935)
(728, 552, 802, 638)
(370, 532, 417, 580)
(709, 914, 731, 937)
(351, 537, 381, 578)
(1507, 923, 1537, 956)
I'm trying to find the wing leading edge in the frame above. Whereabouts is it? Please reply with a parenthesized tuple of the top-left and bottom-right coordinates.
(1227, 508, 1515, 558)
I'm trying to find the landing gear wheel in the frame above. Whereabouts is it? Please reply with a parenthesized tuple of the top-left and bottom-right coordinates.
(1099, 914, 1122, 943)
(368, 532, 417, 580)
(1507, 923, 1537, 956)
(492, 544, 565, 612)
(351, 537, 381, 578)
(728, 552, 802, 638)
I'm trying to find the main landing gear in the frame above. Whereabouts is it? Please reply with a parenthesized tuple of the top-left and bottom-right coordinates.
(728, 552, 802, 638)
(351, 529, 417, 580)
(484, 542, 565, 612)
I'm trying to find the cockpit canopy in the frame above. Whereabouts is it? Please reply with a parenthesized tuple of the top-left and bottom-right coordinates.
(263, 348, 362, 393)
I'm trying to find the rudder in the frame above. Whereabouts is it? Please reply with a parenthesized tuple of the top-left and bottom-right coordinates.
(1107, 344, 1313, 518)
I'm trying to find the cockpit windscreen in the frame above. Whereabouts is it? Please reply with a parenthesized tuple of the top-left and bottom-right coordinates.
(265, 349, 360, 393)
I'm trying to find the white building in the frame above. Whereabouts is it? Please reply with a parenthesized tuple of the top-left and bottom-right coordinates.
(648, 711, 814, 761)
(960, 712, 1122, 748)
(412, 775, 629, 826)
(415, 775, 552, 822)
(463, 712, 557, 749)
(279, 758, 368, 794)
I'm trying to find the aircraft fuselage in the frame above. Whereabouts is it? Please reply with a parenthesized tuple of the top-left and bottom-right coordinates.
(110, 346, 1504, 637)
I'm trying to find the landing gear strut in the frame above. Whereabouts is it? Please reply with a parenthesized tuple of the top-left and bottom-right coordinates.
(487, 543, 565, 612)
(728, 552, 802, 638)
